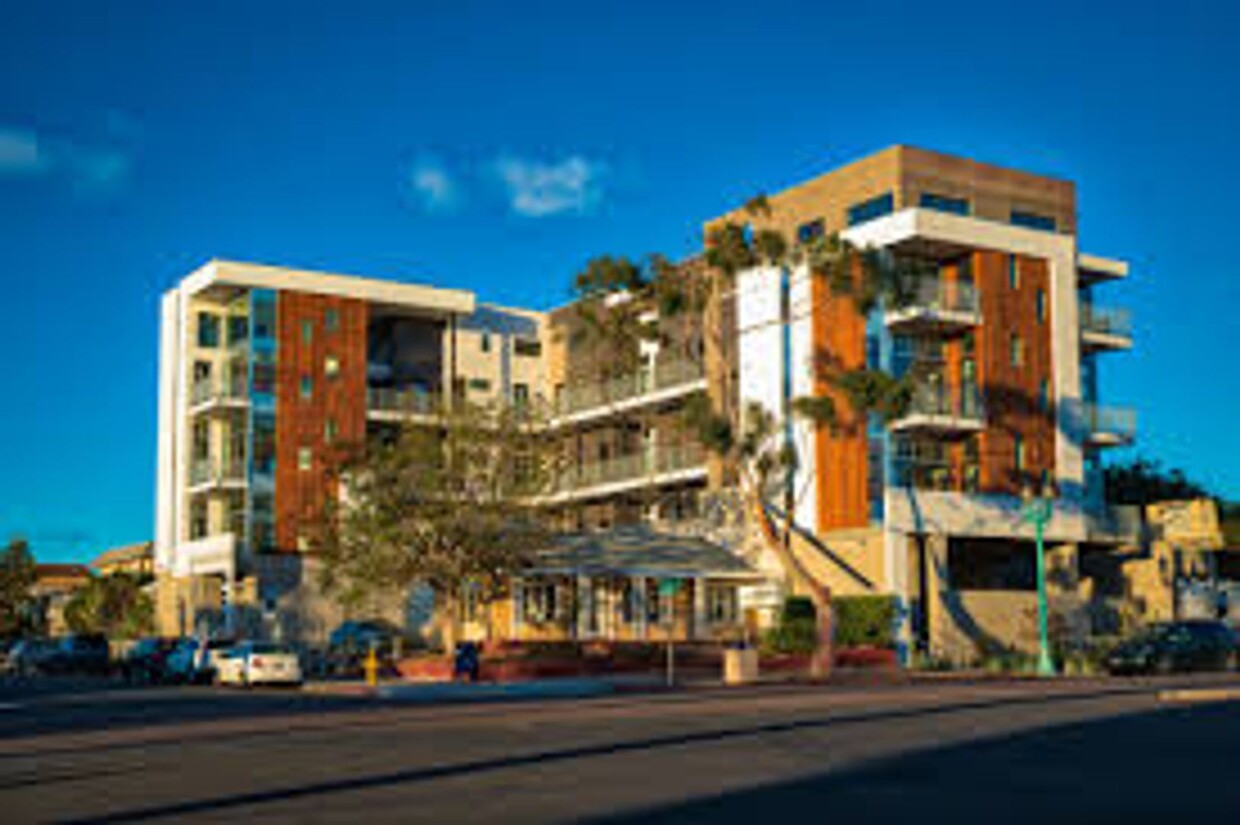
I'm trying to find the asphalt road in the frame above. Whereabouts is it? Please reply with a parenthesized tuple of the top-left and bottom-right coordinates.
(3, 674, 1240, 823)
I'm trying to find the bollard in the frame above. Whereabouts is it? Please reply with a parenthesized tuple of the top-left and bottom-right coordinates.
(364, 644, 378, 688)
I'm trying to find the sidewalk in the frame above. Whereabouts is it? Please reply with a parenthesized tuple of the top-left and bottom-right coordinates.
(304, 673, 665, 702)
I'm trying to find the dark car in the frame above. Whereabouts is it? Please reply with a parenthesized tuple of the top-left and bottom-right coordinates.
(1106, 620, 1237, 675)
(326, 620, 405, 676)
(46, 634, 111, 675)
(8, 639, 59, 676)
(122, 637, 178, 684)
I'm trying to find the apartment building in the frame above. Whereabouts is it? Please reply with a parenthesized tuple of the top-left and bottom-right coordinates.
(153, 260, 743, 643)
(718, 145, 1137, 659)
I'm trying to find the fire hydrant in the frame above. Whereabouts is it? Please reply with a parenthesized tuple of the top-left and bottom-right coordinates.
(364, 643, 379, 688)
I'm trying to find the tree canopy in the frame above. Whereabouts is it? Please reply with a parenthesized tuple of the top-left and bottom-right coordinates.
(63, 572, 153, 639)
(0, 537, 36, 637)
(1103, 457, 1210, 506)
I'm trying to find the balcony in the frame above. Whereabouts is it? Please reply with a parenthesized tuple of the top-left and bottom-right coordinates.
(546, 443, 708, 503)
(889, 384, 985, 436)
(1080, 304, 1133, 352)
(884, 278, 980, 336)
(551, 358, 706, 426)
(366, 387, 440, 423)
(189, 376, 248, 413)
(1085, 404, 1136, 448)
(188, 457, 248, 492)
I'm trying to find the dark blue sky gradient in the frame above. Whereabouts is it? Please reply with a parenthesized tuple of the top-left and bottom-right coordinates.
(1, 1, 1236, 561)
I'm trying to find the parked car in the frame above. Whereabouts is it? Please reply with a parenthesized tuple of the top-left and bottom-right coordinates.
(1106, 620, 1237, 675)
(216, 642, 303, 687)
(44, 634, 111, 675)
(122, 637, 179, 684)
(165, 638, 234, 684)
(327, 620, 405, 676)
(8, 639, 60, 676)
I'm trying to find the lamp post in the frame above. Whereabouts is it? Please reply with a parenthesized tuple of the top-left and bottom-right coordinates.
(1021, 482, 1056, 677)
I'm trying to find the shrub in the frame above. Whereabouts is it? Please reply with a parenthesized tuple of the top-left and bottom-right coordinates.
(833, 595, 897, 649)
(763, 597, 819, 655)
(781, 596, 817, 624)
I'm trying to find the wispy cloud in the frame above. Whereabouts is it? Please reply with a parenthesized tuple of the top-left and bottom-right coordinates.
(493, 155, 607, 217)
(408, 157, 460, 213)
(0, 124, 133, 195)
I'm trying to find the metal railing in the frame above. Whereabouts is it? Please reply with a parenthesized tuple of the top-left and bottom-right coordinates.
(366, 387, 440, 416)
(554, 443, 706, 493)
(189, 457, 247, 487)
(1080, 304, 1133, 339)
(891, 277, 979, 316)
(190, 376, 249, 406)
(1086, 404, 1136, 441)
(553, 358, 704, 417)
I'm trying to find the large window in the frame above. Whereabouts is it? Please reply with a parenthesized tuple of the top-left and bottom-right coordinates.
(523, 580, 558, 623)
(1011, 210, 1057, 232)
(1008, 255, 1020, 289)
(1036, 288, 1047, 323)
(846, 192, 894, 227)
(919, 192, 970, 215)
(707, 584, 738, 624)
(1009, 334, 1025, 368)
(514, 338, 542, 357)
(227, 316, 248, 347)
(197, 312, 221, 348)
(796, 219, 825, 244)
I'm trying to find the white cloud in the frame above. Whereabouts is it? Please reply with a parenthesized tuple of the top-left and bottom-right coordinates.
(0, 129, 49, 176)
(493, 155, 606, 217)
(0, 124, 132, 194)
(409, 158, 459, 213)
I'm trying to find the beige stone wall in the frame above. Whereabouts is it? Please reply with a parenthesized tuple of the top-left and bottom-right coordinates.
(788, 527, 887, 599)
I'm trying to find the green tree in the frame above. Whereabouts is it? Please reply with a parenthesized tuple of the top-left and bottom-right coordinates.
(0, 537, 37, 637)
(314, 401, 556, 650)
(63, 573, 153, 638)
(1103, 457, 1209, 506)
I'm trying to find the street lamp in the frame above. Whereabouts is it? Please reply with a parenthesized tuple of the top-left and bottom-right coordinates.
(1021, 480, 1057, 677)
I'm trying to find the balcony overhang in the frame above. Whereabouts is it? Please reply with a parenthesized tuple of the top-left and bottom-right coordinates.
(173, 533, 239, 579)
(1081, 329, 1134, 353)
(1086, 430, 1134, 449)
(884, 306, 980, 336)
(842, 208, 1075, 262)
(888, 414, 984, 437)
(1078, 253, 1129, 285)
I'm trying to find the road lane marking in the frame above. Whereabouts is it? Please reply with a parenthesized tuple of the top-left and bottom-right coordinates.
(1158, 688, 1240, 703)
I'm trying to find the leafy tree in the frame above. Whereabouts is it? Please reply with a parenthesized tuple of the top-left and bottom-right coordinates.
(1103, 458, 1210, 506)
(0, 537, 36, 637)
(314, 401, 555, 650)
(63, 573, 153, 638)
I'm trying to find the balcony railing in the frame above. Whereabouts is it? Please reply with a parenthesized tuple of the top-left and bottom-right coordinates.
(553, 443, 706, 494)
(1081, 304, 1133, 343)
(190, 376, 248, 407)
(367, 387, 440, 417)
(886, 278, 980, 334)
(1085, 404, 1136, 446)
(553, 358, 704, 418)
(891, 383, 985, 432)
(189, 457, 247, 488)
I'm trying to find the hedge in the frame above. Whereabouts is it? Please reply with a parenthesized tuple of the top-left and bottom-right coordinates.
(833, 595, 897, 649)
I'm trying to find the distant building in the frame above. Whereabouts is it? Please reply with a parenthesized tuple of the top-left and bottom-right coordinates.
(89, 541, 154, 578)
(33, 563, 93, 636)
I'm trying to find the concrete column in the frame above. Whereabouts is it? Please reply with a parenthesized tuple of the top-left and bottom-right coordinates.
(577, 575, 592, 639)
(636, 577, 649, 639)
(510, 577, 523, 640)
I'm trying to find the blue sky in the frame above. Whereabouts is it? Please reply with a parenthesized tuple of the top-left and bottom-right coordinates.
(2, 1, 1237, 562)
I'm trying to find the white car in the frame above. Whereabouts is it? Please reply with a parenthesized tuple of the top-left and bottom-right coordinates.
(216, 642, 303, 687)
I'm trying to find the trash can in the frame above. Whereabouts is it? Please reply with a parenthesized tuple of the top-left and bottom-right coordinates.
(723, 643, 759, 685)
(454, 641, 480, 683)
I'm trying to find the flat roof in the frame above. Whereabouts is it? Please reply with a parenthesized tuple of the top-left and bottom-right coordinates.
(182, 259, 476, 315)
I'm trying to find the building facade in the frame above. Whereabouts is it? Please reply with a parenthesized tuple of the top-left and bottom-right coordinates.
(153, 146, 1140, 659)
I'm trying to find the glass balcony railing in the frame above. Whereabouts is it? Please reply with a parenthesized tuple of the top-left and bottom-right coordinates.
(189, 457, 247, 487)
(889, 278, 980, 318)
(896, 383, 985, 425)
(366, 387, 440, 416)
(1086, 404, 1136, 444)
(1080, 304, 1133, 339)
(552, 358, 705, 418)
(190, 376, 249, 407)
(553, 443, 706, 493)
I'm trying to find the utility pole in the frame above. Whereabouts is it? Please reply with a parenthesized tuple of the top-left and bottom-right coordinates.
(1021, 482, 1056, 677)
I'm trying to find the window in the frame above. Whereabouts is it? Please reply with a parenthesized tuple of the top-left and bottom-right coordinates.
(324, 308, 339, 333)
(1038, 379, 1051, 414)
(1011, 210, 1057, 232)
(707, 584, 738, 624)
(919, 192, 970, 215)
(301, 319, 314, 345)
(1009, 335, 1025, 368)
(513, 382, 529, 408)
(523, 581, 557, 623)
(298, 447, 313, 471)
(468, 377, 491, 392)
(300, 375, 313, 400)
(1008, 255, 1020, 289)
(193, 360, 212, 383)
(796, 219, 825, 244)
(197, 313, 221, 348)
(324, 355, 340, 378)
(324, 418, 338, 444)
(846, 192, 894, 227)
(227, 316, 249, 346)
(480, 333, 491, 353)
(513, 338, 542, 357)
(1013, 434, 1026, 473)
(1036, 289, 1047, 323)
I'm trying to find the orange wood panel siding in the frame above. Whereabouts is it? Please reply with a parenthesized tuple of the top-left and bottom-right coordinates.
(275, 292, 368, 552)
(811, 272, 870, 531)
(976, 252, 1054, 494)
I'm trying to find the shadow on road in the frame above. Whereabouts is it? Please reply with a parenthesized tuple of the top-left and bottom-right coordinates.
(592, 702, 1240, 824)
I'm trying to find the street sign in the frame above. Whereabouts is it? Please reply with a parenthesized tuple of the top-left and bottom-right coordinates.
(658, 578, 683, 597)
